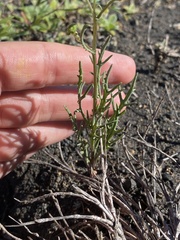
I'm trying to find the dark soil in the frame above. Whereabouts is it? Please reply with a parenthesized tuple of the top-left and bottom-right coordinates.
(0, 1, 179, 239)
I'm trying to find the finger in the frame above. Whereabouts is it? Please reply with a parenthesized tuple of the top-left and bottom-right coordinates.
(0, 122, 74, 163)
(0, 42, 136, 93)
(0, 87, 92, 128)
(0, 87, 125, 128)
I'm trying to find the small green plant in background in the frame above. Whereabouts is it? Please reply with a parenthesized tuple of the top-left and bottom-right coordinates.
(99, 11, 119, 35)
(0, 0, 63, 41)
(0, 0, 124, 42)
(66, 0, 137, 175)
(0, 0, 87, 41)
(122, 1, 139, 20)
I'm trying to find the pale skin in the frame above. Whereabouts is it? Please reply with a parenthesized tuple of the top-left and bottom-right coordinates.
(0, 42, 136, 178)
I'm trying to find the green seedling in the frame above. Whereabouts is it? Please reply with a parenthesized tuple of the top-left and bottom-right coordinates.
(99, 12, 119, 35)
(66, 0, 137, 175)
(123, 2, 139, 20)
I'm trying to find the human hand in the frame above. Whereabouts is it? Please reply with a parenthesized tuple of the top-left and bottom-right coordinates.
(0, 42, 136, 178)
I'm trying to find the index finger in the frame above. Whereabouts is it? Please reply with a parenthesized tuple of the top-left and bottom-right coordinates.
(0, 42, 136, 93)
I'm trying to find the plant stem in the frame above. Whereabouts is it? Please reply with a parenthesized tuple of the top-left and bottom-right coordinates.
(92, 0, 98, 112)
(89, 0, 98, 167)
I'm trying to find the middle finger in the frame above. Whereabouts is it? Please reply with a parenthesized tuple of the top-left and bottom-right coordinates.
(0, 87, 94, 128)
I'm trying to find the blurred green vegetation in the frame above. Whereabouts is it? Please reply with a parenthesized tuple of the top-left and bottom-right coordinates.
(0, 0, 138, 42)
(0, 0, 81, 42)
